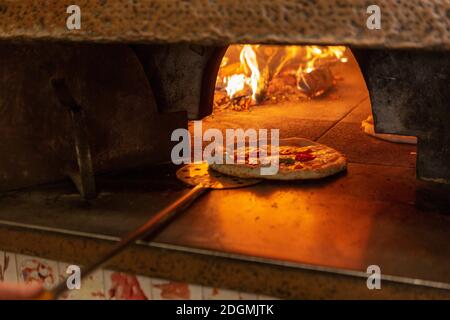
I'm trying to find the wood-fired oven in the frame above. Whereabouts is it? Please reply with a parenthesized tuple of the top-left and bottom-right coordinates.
(0, 0, 449, 299)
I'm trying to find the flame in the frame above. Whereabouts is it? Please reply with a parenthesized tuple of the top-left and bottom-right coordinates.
(223, 45, 261, 101)
(302, 45, 347, 73)
(224, 73, 246, 98)
(220, 44, 348, 103)
(240, 45, 260, 101)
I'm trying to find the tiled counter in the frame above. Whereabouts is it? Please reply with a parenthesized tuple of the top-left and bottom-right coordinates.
(0, 251, 274, 300)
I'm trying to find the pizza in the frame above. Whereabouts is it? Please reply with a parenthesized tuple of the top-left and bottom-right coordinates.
(209, 143, 347, 180)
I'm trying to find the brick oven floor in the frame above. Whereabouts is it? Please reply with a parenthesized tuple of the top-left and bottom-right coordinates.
(0, 153, 449, 298)
(0, 58, 449, 298)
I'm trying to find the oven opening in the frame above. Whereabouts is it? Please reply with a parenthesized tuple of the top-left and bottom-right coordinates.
(191, 44, 418, 172)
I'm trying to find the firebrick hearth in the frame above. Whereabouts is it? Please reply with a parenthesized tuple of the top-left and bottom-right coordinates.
(0, 0, 449, 299)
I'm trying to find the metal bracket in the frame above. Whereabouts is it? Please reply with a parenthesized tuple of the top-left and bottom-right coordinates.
(51, 79, 97, 200)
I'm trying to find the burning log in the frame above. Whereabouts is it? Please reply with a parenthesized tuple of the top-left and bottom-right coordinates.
(254, 64, 270, 104)
(213, 91, 253, 112)
(296, 67, 335, 98)
(230, 95, 252, 111)
(214, 44, 347, 111)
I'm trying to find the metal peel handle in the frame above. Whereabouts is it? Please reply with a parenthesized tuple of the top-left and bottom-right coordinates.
(34, 184, 208, 300)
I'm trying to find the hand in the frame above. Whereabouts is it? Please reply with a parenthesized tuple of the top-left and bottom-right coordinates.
(0, 282, 43, 300)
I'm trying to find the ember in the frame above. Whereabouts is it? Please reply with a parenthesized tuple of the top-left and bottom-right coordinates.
(214, 45, 348, 111)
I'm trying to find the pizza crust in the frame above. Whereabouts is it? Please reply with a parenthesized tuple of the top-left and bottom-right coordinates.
(209, 141, 347, 180)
